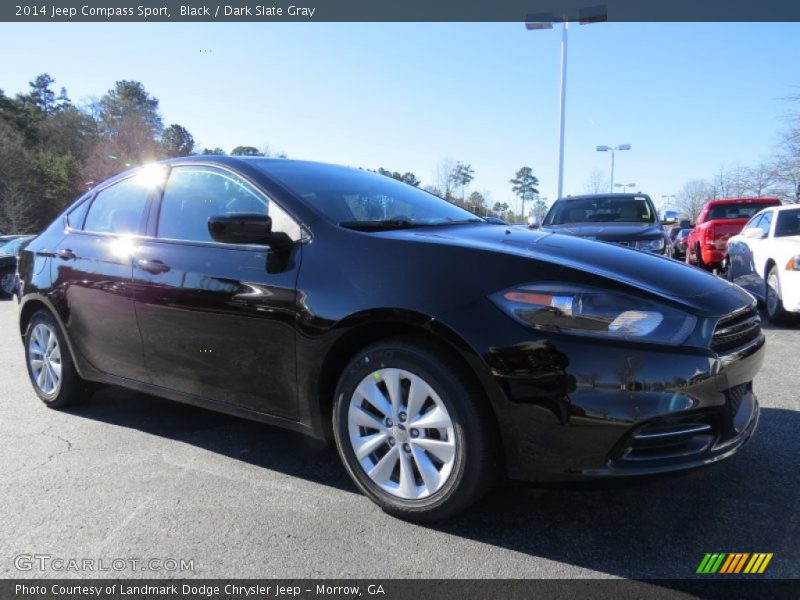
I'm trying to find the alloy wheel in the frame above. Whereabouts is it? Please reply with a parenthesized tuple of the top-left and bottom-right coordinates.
(28, 323, 62, 395)
(347, 368, 456, 500)
(767, 270, 780, 316)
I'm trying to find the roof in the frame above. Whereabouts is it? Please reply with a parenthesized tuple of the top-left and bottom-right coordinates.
(557, 193, 650, 201)
(705, 197, 782, 205)
(760, 203, 798, 212)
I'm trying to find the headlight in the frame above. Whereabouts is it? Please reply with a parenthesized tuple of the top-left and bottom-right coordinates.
(786, 256, 800, 271)
(635, 238, 665, 252)
(490, 283, 697, 345)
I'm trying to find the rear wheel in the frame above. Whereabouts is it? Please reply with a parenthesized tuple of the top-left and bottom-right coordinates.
(0, 270, 14, 296)
(765, 265, 789, 324)
(694, 243, 706, 269)
(333, 338, 497, 521)
(24, 309, 87, 408)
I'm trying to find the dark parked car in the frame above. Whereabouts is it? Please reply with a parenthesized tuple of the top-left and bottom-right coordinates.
(541, 193, 668, 254)
(668, 228, 693, 261)
(0, 235, 35, 296)
(17, 158, 764, 520)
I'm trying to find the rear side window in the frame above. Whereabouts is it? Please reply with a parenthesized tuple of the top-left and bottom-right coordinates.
(83, 177, 150, 235)
(708, 204, 773, 220)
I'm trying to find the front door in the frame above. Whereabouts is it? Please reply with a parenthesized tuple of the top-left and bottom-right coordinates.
(131, 164, 303, 418)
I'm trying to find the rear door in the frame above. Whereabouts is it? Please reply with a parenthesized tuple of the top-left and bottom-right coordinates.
(130, 164, 304, 418)
(53, 173, 152, 381)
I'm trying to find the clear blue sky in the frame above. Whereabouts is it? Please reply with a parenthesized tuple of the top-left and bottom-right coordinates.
(1, 22, 798, 213)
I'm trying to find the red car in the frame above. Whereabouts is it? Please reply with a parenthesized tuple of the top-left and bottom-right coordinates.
(686, 197, 782, 270)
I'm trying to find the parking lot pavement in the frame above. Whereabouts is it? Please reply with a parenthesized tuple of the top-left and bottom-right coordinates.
(0, 298, 798, 581)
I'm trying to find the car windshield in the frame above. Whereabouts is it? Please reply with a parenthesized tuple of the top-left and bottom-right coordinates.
(775, 208, 800, 237)
(543, 196, 655, 225)
(707, 204, 773, 220)
(678, 229, 692, 238)
(253, 160, 482, 228)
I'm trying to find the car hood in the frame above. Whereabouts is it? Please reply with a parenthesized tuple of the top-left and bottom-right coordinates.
(380, 224, 750, 315)
(541, 222, 664, 239)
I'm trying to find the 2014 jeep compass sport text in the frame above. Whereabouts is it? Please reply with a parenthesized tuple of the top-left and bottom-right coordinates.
(17, 157, 764, 520)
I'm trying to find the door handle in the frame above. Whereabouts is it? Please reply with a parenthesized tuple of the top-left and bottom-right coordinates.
(135, 258, 170, 275)
(55, 248, 76, 260)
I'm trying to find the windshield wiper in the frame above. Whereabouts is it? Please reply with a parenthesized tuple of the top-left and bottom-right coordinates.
(339, 219, 423, 231)
(437, 218, 485, 225)
(339, 217, 486, 231)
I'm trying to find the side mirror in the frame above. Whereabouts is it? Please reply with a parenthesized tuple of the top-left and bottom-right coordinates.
(208, 213, 289, 245)
(528, 215, 541, 229)
(743, 227, 766, 239)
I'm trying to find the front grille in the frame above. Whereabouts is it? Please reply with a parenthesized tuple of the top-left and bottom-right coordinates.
(711, 306, 761, 354)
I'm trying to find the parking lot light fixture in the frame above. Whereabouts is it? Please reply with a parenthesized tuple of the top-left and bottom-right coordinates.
(596, 144, 631, 192)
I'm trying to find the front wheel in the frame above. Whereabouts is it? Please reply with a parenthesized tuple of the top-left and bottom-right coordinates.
(765, 266, 789, 324)
(333, 338, 497, 521)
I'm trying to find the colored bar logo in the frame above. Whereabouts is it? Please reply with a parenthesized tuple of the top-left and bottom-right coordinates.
(696, 553, 773, 574)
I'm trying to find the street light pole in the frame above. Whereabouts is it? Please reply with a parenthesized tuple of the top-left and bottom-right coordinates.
(527, 7, 606, 201)
(557, 21, 568, 200)
(596, 144, 631, 193)
(610, 147, 615, 193)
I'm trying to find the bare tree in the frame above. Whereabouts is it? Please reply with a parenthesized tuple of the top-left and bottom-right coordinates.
(771, 117, 800, 203)
(710, 164, 730, 199)
(433, 157, 456, 202)
(0, 182, 36, 234)
(726, 165, 750, 198)
(676, 179, 713, 221)
(583, 170, 609, 194)
(743, 162, 777, 197)
(772, 150, 800, 203)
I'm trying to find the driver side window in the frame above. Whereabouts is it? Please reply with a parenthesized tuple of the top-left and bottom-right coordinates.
(757, 212, 773, 237)
(158, 166, 300, 243)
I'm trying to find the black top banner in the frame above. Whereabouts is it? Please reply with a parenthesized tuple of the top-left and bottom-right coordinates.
(3, 0, 800, 22)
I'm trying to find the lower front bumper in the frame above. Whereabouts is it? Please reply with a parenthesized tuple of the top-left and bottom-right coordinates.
(585, 383, 759, 477)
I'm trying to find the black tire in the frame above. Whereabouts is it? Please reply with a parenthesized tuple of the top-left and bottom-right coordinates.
(24, 309, 87, 408)
(765, 265, 789, 324)
(694, 243, 706, 269)
(332, 337, 497, 521)
(0, 269, 14, 297)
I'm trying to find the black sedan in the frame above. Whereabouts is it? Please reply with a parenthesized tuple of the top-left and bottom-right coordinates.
(17, 158, 763, 520)
(0, 235, 35, 296)
(541, 193, 668, 254)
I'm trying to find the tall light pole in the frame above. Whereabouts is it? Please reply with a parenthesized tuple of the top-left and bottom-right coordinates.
(526, 6, 606, 201)
(614, 182, 637, 193)
(661, 193, 676, 215)
(596, 144, 631, 192)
